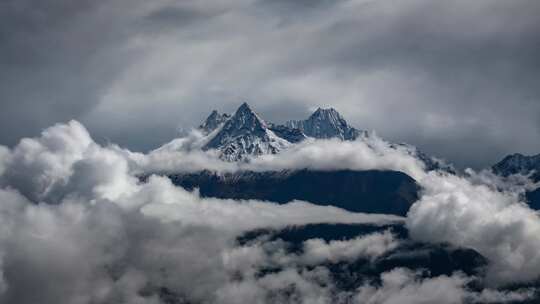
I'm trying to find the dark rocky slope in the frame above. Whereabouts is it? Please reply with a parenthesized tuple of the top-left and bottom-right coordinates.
(492, 153, 540, 210)
(167, 169, 420, 216)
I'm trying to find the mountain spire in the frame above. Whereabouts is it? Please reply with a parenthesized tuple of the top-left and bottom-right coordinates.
(286, 107, 364, 140)
(238, 102, 251, 111)
(202, 102, 290, 161)
(198, 103, 367, 161)
(199, 110, 230, 134)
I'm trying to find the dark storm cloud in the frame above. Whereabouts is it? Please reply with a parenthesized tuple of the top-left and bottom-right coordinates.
(0, 0, 138, 146)
(341, 0, 540, 168)
(1, 0, 540, 168)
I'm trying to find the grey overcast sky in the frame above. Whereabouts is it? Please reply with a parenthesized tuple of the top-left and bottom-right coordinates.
(1, 0, 539, 168)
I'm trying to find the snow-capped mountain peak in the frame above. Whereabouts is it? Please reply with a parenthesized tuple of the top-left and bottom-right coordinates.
(203, 102, 290, 161)
(286, 107, 365, 140)
(224, 102, 268, 133)
(312, 107, 342, 120)
(195, 103, 442, 170)
(199, 110, 231, 134)
(200, 104, 369, 161)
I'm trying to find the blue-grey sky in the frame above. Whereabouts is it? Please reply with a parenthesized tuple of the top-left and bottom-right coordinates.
(1, 0, 539, 168)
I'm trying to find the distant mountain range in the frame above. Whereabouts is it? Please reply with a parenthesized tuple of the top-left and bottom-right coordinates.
(153, 103, 540, 215)
(492, 153, 540, 180)
(285, 107, 367, 140)
(168, 169, 419, 216)
(200, 102, 366, 161)
(153, 103, 457, 216)
(197, 102, 447, 171)
(152, 104, 540, 303)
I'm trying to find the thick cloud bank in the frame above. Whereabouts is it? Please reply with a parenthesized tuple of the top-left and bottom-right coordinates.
(132, 129, 428, 180)
(0, 120, 539, 303)
(408, 172, 540, 285)
(355, 268, 534, 304)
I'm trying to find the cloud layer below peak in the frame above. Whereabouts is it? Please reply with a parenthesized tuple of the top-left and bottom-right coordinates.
(0, 120, 538, 303)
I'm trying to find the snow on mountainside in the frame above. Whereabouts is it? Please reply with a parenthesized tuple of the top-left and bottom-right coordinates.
(199, 110, 231, 134)
(286, 107, 367, 140)
(492, 153, 540, 211)
(202, 103, 291, 161)
(190, 102, 447, 170)
(390, 143, 454, 173)
(492, 153, 540, 180)
(267, 123, 307, 143)
(201, 103, 369, 161)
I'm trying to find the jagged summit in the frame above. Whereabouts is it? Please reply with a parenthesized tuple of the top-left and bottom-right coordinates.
(309, 107, 347, 129)
(202, 103, 290, 161)
(492, 153, 540, 210)
(228, 102, 268, 131)
(237, 102, 254, 113)
(197, 103, 371, 161)
(199, 103, 370, 161)
(286, 107, 365, 140)
(312, 107, 340, 117)
(195, 103, 440, 170)
(492, 153, 540, 178)
(199, 110, 230, 134)
(268, 123, 307, 143)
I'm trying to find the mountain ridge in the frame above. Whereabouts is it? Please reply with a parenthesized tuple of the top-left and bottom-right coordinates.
(492, 153, 540, 210)
(492, 153, 540, 179)
(286, 107, 366, 140)
(199, 103, 367, 161)
(168, 169, 419, 216)
(201, 102, 370, 161)
(199, 110, 230, 134)
(195, 102, 449, 173)
(202, 102, 291, 161)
